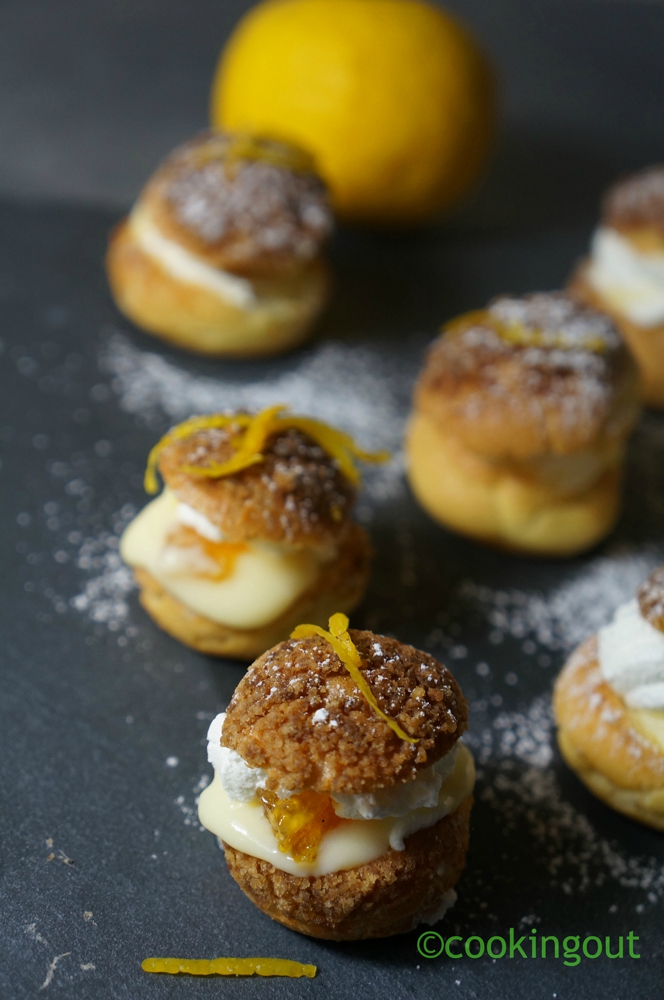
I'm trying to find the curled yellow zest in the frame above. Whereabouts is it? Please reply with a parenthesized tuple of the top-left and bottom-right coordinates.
(291, 613, 418, 744)
(144, 406, 390, 494)
(444, 310, 608, 353)
(141, 957, 316, 978)
(224, 134, 316, 175)
(144, 413, 252, 494)
(179, 404, 286, 481)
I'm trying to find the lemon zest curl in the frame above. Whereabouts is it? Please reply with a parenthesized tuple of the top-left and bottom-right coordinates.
(291, 613, 418, 744)
(144, 405, 389, 494)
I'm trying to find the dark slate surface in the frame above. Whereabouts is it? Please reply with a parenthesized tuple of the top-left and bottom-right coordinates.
(2, 0, 664, 225)
(1, 197, 664, 999)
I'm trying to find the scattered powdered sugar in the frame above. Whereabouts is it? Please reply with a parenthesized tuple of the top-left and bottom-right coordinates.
(469, 698, 664, 901)
(174, 773, 210, 831)
(461, 548, 663, 653)
(69, 505, 137, 631)
(100, 332, 412, 503)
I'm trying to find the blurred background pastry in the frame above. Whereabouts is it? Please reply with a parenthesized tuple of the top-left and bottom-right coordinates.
(106, 130, 333, 356)
(406, 292, 640, 557)
(569, 166, 664, 408)
(554, 565, 664, 831)
(119, 407, 382, 660)
(199, 614, 474, 939)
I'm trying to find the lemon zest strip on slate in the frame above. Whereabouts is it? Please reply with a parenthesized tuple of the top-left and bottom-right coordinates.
(141, 957, 316, 978)
(444, 309, 609, 353)
(291, 613, 418, 744)
(144, 405, 389, 494)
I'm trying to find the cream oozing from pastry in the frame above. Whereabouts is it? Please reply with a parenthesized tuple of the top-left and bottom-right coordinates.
(129, 204, 256, 309)
(598, 598, 664, 710)
(198, 713, 475, 877)
(587, 226, 664, 326)
(120, 488, 322, 630)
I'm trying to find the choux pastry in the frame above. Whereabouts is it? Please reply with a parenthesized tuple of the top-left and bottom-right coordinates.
(198, 614, 474, 939)
(554, 565, 664, 831)
(406, 292, 640, 557)
(570, 165, 664, 407)
(107, 131, 332, 357)
(120, 407, 383, 660)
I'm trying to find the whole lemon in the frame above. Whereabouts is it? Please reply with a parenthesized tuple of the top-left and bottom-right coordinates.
(212, 0, 495, 225)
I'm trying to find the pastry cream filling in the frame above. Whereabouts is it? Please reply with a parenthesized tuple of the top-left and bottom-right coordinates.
(588, 226, 664, 326)
(130, 205, 256, 309)
(120, 488, 321, 630)
(199, 714, 475, 877)
(599, 598, 664, 712)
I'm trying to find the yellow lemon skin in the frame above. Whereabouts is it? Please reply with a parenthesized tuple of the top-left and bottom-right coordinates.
(212, 0, 495, 226)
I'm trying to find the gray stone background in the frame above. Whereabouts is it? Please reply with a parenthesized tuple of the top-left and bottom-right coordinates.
(1, 0, 663, 229)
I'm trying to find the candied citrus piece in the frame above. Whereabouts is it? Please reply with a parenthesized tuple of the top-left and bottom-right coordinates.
(258, 788, 342, 862)
(164, 526, 247, 580)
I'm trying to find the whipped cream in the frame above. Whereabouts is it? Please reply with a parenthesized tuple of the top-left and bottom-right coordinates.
(207, 709, 470, 851)
(587, 226, 664, 326)
(176, 502, 223, 542)
(332, 745, 460, 820)
(206, 714, 268, 801)
(598, 598, 664, 709)
(130, 205, 256, 309)
(199, 718, 474, 876)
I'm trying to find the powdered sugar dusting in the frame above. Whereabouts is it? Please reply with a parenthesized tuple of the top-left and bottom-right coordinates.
(469, 698, 664, 901)
(462, 549, 662, 653)
(101, 332, 409, 503)
(490, 292, 620, 351)
(70, 506, 137, 629)
(69, 505, 137, 630)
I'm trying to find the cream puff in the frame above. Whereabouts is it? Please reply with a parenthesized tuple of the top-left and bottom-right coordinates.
(570, 165, 664, 407)
(554, 565, 664, 831)
(106, 131, 333, 357)
(120, 407, 385, 660)
(198, 613, 474, 940)
(405, 292, 641, 557)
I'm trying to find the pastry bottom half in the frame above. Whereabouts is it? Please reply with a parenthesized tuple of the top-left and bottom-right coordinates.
(223, 795, 472, 941)
(132, 524, 371, 660)
(405, 411, 621, 558)
(554, 637, 664, 831)
(106, 218, 330, 358)
(570, 262, 664, 409)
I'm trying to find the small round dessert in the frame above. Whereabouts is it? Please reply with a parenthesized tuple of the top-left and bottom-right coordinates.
(405, 292, 641, 557)
(570, 165, 664, 408)
(106, 131, 333, 357)
(554, 565, 664, 831)
(120, 407, 385, 660)
(198, 614, 474, 940)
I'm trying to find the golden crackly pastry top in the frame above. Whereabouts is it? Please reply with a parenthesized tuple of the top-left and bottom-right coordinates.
(221, 630, 468, 795)
(137, 131, 333, 275)
(602, 166, 664, 238)
(414, 292, 639, 459)
(159, 421, 355, 546)
(638, 566, 664, 634)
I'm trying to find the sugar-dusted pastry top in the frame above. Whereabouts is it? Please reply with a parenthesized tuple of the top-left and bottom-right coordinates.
(638, 566, 664, 634)
(222, 630, 467, 795)
(138, 131, 333, 275)
(414, 292, 639, 459)
(602, 166, 664, 237)
(159, 422, 355, 547)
